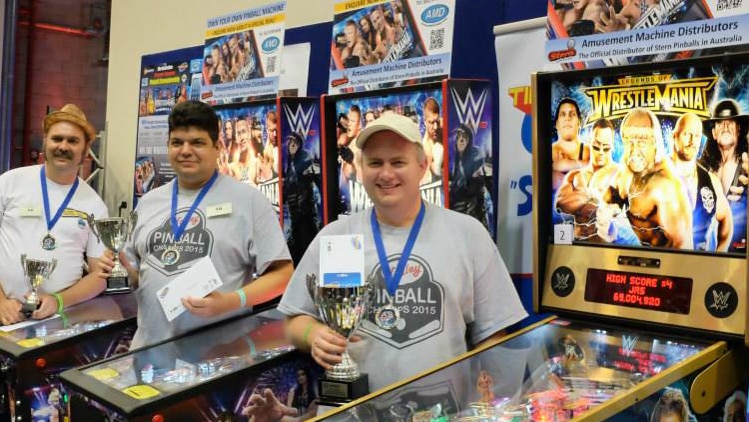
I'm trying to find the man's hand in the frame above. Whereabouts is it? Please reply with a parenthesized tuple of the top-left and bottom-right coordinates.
(308, 325, 348, 370)
(242, 388, 298, 422)
(90, 250, 114, 279)
(182, 291, 238, 318)
(0, 298, 23, 325)
(31, 294, 58, 320)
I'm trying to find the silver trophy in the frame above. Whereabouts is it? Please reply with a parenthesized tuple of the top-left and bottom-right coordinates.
(21, 254, 57, 317)
(306, 273, 373, 404)
(88, 212, 137, 294)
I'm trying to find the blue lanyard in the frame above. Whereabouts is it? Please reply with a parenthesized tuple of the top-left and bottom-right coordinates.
(171, 171, 218, 240)
(40, 166, 79, 232)
(371, 202, 426, 296)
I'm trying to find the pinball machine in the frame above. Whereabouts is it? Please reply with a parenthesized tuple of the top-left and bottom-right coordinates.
(0, 294, 137, 422)
(60, 308, 321, 422)
(305, 52, 749, 421)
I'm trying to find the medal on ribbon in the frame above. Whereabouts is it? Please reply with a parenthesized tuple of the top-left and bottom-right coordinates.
(40, 166, 79, 251)
(371, 202, 425, 330)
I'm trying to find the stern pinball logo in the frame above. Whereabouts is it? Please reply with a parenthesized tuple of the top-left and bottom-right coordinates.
(331, 72, 350, 88)
(548, 39, 577, 62)
(582, 75, 717, 122)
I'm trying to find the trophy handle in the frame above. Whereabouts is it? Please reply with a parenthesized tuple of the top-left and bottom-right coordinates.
(127, 211, 138, 241)
(21, 253, 27, 276)
(50, 258, 58, 275)
(306, 273, 317, 301)
(87, 214, 100, 242)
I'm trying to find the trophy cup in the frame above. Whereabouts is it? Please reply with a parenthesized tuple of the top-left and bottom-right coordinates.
(20, 254, 57, 317)
(88, 212, 137, 294)
(306, 273, 373, 405)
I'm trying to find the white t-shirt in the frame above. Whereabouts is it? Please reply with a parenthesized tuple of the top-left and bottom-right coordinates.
(0, 164, 107, 299)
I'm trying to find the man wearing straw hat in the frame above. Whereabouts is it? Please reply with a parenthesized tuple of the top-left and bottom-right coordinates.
(0, 104, 109, 325)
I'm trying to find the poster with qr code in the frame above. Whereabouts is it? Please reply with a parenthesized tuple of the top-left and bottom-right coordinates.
(546, 0, 749, 69)
(201, 2, 286, 103)
(328, 0, 456, 94)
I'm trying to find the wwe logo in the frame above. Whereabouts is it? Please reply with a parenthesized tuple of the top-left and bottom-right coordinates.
(282, 103, 316, 139)
(621, 335, 637, 357)
(709, 289, 731, 311)
(553, 272, 570, 290)
(450, 87, 488, 133)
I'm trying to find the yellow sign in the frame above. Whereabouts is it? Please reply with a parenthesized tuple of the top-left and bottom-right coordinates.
(205, 14, 285, 38)
(17, 338, 44, 348)
(87, 368, 120, 381)
(122, 385, 160, 400)
(335, 0, 387, 13)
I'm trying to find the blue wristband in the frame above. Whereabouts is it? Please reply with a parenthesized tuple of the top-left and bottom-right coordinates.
(236, 289, 247, 309)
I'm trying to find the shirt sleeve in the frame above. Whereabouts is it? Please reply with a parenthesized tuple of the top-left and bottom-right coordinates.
(249, 189, 291, 275)
(467, 221, 528, 346)
(278, 226, 322, 319)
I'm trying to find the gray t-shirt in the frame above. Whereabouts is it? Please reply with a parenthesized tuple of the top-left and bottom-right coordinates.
(278, 204, 527, 391)
(127, 174, 290, 349)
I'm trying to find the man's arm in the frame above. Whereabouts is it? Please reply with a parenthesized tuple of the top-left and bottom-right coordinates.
(33, 256, 106, 319)
(285, 314, 347, 370)
(711, 172, 734, 252)
(0, 286, 23, 325)
(182, 260, 294, 318)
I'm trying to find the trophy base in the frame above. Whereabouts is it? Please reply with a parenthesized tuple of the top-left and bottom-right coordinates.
(104, 276, 131, 295)
(317, 373, 368, 406)
(21, 302, 39, 318)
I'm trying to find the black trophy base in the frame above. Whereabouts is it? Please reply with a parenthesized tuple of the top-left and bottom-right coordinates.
(21, 301, 39, 318)
(317, 373, 369, 406)
(104, 276, 131, 295)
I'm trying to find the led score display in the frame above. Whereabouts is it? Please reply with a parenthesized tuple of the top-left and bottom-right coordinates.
(584, 269, 693, 315)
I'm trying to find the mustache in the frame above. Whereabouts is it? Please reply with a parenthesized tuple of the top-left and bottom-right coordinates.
(53, 150, 73, 159)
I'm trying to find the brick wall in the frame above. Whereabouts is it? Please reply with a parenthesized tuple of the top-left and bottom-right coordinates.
(12, 0, 109, 166)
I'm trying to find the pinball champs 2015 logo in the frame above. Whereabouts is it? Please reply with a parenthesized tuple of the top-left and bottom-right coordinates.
(583, 75, 717, 123)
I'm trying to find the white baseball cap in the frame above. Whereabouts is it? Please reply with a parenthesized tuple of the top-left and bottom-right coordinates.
(355, 113, 421, 149)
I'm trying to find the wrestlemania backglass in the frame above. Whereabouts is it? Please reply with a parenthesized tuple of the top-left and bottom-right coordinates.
(533, 53, 748, 339)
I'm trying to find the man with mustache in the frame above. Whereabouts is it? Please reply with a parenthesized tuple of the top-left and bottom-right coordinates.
(555, 118, 619, 241)
(0, 104, 110, 325)
(552, 98, 589, 190)
(598, 108, 692, 248)
(671, 112, 732, 252)
(698, 99, 749, 253)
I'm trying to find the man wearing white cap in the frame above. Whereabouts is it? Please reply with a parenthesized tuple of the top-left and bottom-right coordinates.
(0, 104, 109, 325)
(279, 114, 527, 391)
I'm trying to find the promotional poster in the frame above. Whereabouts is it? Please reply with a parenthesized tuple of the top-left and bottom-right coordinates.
(278, 98, 323, 264)
(202, 2, 286, 102)
(546, 59, 749, 255)
(214, 101, 280, 216)
(332, 86, 444, 217)
(546, 0, 749, 68)
(328, 0, 455, 94)
(134, 46, 204, 205)
(445, 80, 495, 236)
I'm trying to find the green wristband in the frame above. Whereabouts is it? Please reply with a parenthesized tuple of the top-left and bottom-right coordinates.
(302, 322, 314, 347)
(52, 293, 63, 315)
(236, 289, 247, 308)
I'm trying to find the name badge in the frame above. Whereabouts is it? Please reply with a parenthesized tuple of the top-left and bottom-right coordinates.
(19, 204, 41, 217)
(206, 203, 232, 218)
